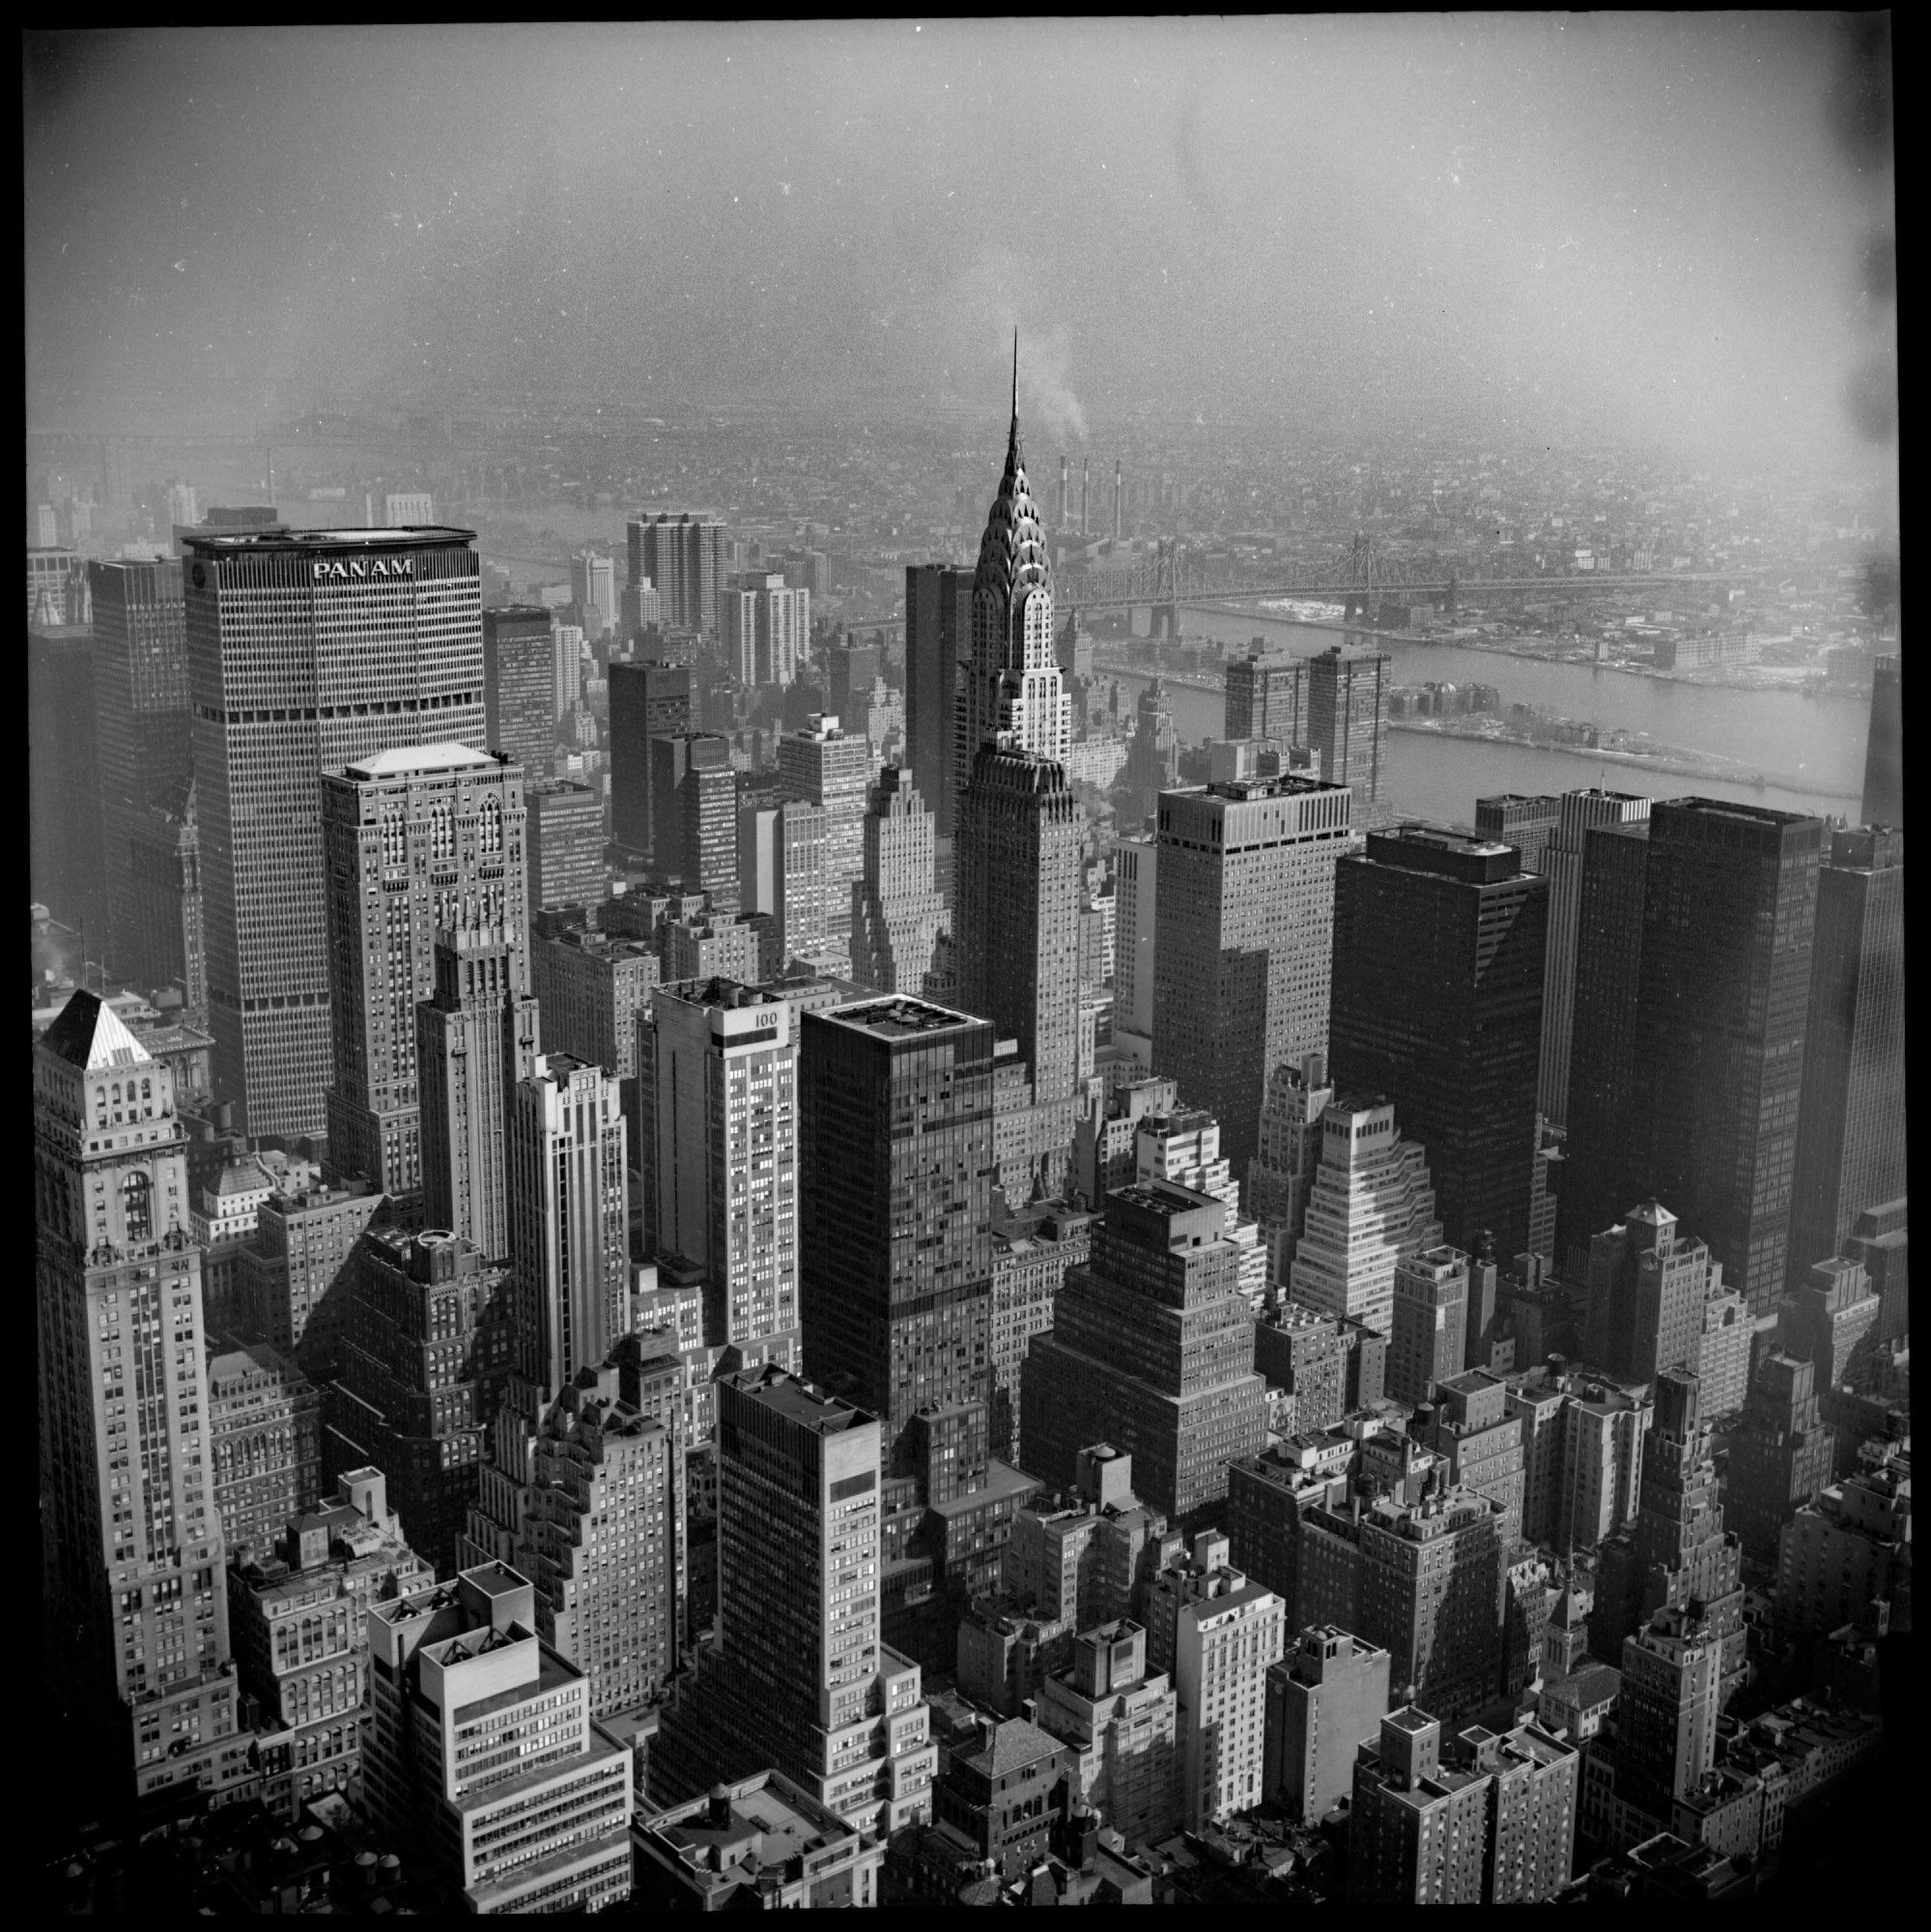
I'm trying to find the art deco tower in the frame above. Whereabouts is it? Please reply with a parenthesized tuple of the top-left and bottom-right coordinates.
(952, 350, 1082, 1163)
(952, 346, 1073, 791)
(35, 991, 247, 1815)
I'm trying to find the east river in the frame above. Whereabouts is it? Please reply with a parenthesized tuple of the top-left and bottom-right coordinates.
(1096, 606, 1868, 827)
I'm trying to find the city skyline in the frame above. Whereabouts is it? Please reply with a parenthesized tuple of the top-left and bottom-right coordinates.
(28, 15, 1900, 1916)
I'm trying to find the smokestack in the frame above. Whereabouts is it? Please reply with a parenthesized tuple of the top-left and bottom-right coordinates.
(1059, 455, 1069, 529)
(1113, 462, 1122, 542)
(1081, 458, 1090, 536)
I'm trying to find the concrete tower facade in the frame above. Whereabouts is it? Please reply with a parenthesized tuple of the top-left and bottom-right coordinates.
(321, 743, 525, 1200)
(850, 765, 945, 994)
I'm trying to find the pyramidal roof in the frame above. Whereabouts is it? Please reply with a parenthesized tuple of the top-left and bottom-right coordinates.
(41, 989, 154, 1071)
(973, 337, 1052, 614)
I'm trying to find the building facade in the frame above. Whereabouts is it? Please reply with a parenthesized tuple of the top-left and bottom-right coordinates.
(1150, 776, 1354, 1174)
(183, 526, 488, 1140)
(321, 742, 525, 1198)
(1331, 824, 1548, 1258)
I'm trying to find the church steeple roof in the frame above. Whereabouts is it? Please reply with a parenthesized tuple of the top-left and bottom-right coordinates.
(974, 331, 1051, 614)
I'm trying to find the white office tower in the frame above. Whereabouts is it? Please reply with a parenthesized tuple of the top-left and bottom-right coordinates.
(1171, 1541, 1286, 1830)
(1288, 1098, 1443, 1337)
(722, 571, 809, 687)
(849, 766, 945, 994)
(646, 979, 803, 1366)
(508, 1053, 629, 1398)
(1134, 1108, 1269, 1311)
(1246, 1052, 1336, 1295)
(364, 1565, 634, 1914)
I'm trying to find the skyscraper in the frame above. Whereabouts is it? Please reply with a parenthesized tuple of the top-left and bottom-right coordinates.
(29, 614, 106, 944)
(649, 978, 803, 1363)
(1224, 648, 1307, 745)
(1110, 833, 1157, 1050)
(88, 557, 195, 989)
(1331, 825, 1548, 1258)
(627, 511, 728, 640)
(799, 997, 995, 1465)
(1583, 1200, 1717, 1386)
(184, 526, 488, 1141)
(321, 742, 525, 1199)
(1554, 819, 1652, 1273)
(1723, 1352, 1835, 1566)
(1246, 1052, 1336, 1289)
(1288, 1098, 1443, 1336)
(1357, 1484, 1506, 1724)
(778, 714, 871, 970)
(517, 1364, 679, 1719)
(722, 571, 809, 685)
(481, 605, 556, 778)
(508, 1052, 629, 1398)
(35, 992, 247, 1814)
(1151, 775, 1354, 1173)
(1386, 1247, 1470, 1407)
(1535, 791, 1652, 1127)
(1615, 1602, 1724, 1822)
(608, 658, 693, 866)
(1629, 800, 1824, 1313)
(1306, 646, 1389, 805)
(364, 1565, 635, 1913)
(647, 1365, 937, 1833)
(331, 1225, 514, 1571)
(1022, 1180, 1266, 1529)
(1474, 793, 1560, 872)
(1174, 1577, 1286, 1828)
(1860, 654, 1901, 829)
(416, 926, 540, 1260)
(1789, 825, 1905, 1288)
(525, 778, 607, 910)
(954, 745, 1085, 1160)
(849, 765, 945, 994)
(738, 796, 837, 976)
(570, 550, 617, 640)
(904, 563, 972, 840)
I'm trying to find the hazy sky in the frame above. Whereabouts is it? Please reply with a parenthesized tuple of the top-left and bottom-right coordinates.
(24, 16, 1894, 473)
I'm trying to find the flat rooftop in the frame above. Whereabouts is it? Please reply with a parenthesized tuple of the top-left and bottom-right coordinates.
(816, 995, 980, 1038)
(182, 525, 476, 552)
(739, 1369, 875, 1436)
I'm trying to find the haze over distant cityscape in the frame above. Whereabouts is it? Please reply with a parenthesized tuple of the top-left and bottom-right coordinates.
(29, 15, 1900, 1918)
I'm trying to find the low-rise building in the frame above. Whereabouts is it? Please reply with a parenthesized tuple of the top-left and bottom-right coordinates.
(1033, 1619, 1179, 1850)
(635, 1767, 886, 1910)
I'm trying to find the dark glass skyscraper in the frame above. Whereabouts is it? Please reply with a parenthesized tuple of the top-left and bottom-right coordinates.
(184, 526, 487, 1142)
(904, 563, 971, 838)
(1789, 825, 1905, 1289)
(89, 558, 195, 991)
(1554, 819, 1651, 1273)
(481, 605, 555, 779)
(798, 996, 996, 1469)
(1629, 799, 1823, 1314)
(1330, 825, 1547, 1258)
(608, 658, 693, 865)
(1860, 654, 1901, 829)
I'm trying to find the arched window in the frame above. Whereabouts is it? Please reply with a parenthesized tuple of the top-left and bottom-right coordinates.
(122, 1172, 154, 1242)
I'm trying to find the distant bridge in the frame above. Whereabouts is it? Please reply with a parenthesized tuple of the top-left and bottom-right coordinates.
(1057, 535, 1752, 632)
